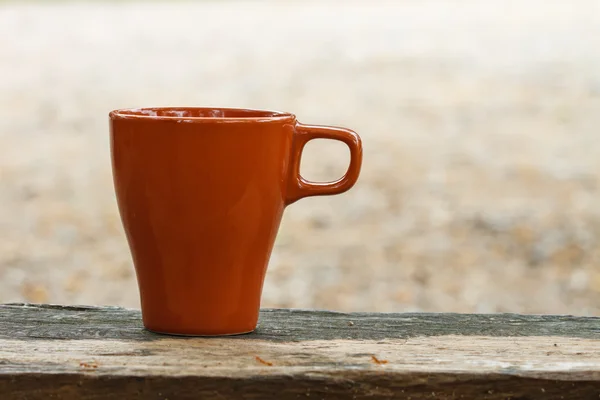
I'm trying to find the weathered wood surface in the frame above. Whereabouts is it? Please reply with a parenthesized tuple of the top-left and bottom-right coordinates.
(1, 304, 599, 399)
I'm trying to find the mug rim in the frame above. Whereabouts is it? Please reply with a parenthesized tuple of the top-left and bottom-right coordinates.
(109, 107, 296, 123)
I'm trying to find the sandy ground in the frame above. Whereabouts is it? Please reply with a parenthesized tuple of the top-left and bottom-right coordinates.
(1, 0, 600, 315)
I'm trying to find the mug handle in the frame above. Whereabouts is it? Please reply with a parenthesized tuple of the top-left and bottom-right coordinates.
(285, 122, 363, 205)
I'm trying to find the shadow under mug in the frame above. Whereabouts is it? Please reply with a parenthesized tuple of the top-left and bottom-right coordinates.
(110, 107, 363, 336)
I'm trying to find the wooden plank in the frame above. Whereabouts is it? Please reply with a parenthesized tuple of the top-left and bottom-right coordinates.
(1, 303, 598, 341)
(0, 304, 599, 399)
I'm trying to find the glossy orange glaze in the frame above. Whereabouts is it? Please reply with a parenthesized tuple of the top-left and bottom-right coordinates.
(110, 107, 362, 335)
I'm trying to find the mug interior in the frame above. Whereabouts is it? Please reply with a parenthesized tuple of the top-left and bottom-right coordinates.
(110, 107, 294, 121)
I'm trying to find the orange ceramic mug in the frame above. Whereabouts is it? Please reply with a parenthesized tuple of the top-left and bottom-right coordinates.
(109, 107, 362, 336)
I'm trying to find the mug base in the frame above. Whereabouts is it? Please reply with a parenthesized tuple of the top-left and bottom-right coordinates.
(145, 327, 256, 337)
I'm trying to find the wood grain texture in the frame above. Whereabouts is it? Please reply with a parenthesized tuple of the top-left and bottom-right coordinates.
(1, 303, 599, 399)
(2, 303, 599, 341)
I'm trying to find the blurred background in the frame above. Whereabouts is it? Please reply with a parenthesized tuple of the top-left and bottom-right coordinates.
(1, 0, 600, 315)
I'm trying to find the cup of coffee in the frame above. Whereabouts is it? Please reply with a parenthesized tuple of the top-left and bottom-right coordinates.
(110, 107, 362, 335)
